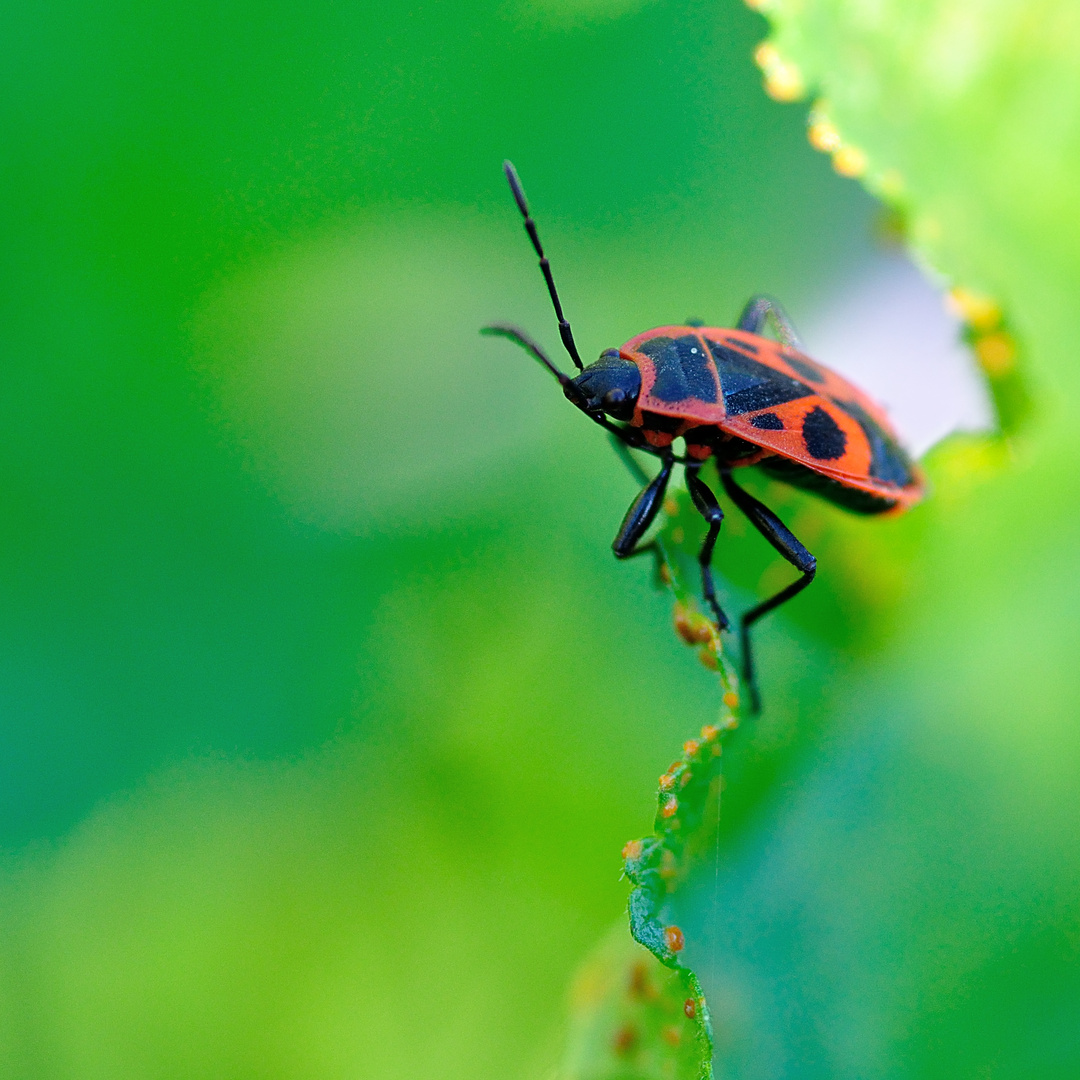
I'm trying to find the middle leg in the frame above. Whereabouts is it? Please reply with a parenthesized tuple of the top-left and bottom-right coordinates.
(685, 462, 731, 632)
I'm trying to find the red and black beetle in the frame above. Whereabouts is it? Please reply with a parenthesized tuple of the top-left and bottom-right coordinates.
(484, 161, 923, 710)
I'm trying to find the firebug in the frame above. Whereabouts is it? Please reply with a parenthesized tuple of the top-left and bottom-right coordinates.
(483, 162, 923, 710)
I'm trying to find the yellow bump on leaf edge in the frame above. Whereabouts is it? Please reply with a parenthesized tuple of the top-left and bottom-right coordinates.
(807, 101, 871, 179)
(560, 926, 714, 1080)
(946, 285, 1020, 379)
(797, 98, 1028, 438)
(831, 144, 868, 178)
(947, 286, 1003, 332)
(753, 42, 806, 102)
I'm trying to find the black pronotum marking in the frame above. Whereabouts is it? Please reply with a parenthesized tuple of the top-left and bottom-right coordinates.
(836, 398, 913, 486)
(801, 405, 847, 460)
(781, 351, 826, 385)
(706, 340, 813, 415)
(639, 335, 719, 404)
(749, 411, 785, 430)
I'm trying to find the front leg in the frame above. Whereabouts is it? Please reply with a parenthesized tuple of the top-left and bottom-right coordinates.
(591, 412, 658, 455)
(608, 431, 652, 486)
(612, 454, 674, 559)
(736, 295, 804, 350)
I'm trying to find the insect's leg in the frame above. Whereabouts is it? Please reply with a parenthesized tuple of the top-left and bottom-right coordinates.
(735, 295, 805, 350)
(684, 463, 731, 633)
(591, 410, 662, 456)
(720, 469, 816, 713)
(615, 540, 666, 594)
(608, 431, 652, 485)
(612, 453, 674, 559)
(607, 434, 673, 583)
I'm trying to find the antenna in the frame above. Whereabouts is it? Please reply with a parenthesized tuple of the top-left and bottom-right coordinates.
(480, 323, 585, 408)
(502, 161, 584, 372)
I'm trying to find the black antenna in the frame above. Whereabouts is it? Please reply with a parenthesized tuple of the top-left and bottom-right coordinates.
(503, 160, 584, 372)
(480, 323, 586, 408)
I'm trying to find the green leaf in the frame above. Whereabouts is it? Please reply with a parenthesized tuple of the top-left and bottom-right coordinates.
(557, 477, 746, 1080)
(560, 925, 712, 1080)
(749, 0, 1052, 438)
(652, 2, 1080, 1076)
(562, 2, 1080, 1072)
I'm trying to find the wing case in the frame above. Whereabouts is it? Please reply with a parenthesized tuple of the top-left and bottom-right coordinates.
(620, 325, 923, 508)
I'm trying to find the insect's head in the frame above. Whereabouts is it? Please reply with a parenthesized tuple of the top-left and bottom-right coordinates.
(485, 162, 641, 422)
(570, 349, 641, 420)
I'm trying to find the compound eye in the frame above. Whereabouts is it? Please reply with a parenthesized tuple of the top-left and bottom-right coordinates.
(601, 386, 636, 420)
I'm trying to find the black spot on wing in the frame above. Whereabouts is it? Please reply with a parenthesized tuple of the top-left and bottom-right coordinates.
(638, 335, 718, 404)
(836, 398, 914, 486)
(749, 411, 784, 430)
(706, 340, 813, 415)
(781, 351, 827, 385)
(802, 406, 847, 460)
(727, 336, 758, 354)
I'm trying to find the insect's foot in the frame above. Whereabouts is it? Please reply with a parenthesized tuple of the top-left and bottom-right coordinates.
(747, 683, 762, 714)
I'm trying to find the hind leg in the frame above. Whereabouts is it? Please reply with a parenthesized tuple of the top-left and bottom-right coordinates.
(736, 295, 804, 350)
(719, 470, 816, 712)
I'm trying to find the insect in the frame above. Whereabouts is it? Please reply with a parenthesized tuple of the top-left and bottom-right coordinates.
(483, 161, 923, 710)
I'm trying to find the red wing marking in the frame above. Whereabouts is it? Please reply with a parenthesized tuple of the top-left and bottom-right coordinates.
(619, 325, 923, 505)
(722, 397, 870, 475)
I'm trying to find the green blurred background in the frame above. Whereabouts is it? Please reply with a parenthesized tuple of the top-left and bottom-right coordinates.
(2, 0, 1077, 1077)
